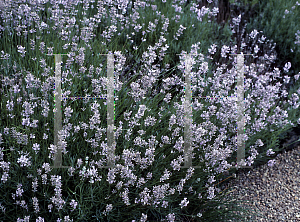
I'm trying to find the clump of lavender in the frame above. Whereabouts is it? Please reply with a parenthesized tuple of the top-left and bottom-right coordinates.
(0, 0, 300, 221)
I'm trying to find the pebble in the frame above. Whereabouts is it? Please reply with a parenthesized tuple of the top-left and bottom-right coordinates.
(218, 145, 300, 221)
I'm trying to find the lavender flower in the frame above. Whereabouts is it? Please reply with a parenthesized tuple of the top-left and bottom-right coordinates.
(179, 197, 189, 209)
(17, 45, 26, 57)
(17, 153, 32, 167)
(69, 199, 78, 212)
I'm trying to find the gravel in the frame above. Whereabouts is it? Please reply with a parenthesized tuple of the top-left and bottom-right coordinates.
(219, 145, 300, 221)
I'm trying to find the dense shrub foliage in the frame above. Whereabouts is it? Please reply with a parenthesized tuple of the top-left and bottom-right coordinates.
(0, 0, 300, 221)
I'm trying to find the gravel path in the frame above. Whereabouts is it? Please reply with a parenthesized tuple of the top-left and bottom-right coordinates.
(219, 145, 300, 221)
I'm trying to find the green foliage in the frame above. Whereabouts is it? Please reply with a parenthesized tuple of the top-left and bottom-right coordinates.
(229, 0, 259, 8)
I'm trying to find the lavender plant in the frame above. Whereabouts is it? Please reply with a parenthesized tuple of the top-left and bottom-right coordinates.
(0, 0, 300, 221)
(244, 0, 300, 92)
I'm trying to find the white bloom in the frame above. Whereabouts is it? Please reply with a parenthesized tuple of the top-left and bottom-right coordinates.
(221, 45, 230, 58)
(283, 62, 291, 72)
(250, 29, 258, 39)
(266, 149, 275, 156)
(197, 212, 202, 217)
(179, 197, 189, 208)
(17, 154, 32, 167)
(208, 44, 217, 55)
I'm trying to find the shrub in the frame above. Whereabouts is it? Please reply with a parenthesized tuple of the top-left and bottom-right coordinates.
(0, 0, 299, 221)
